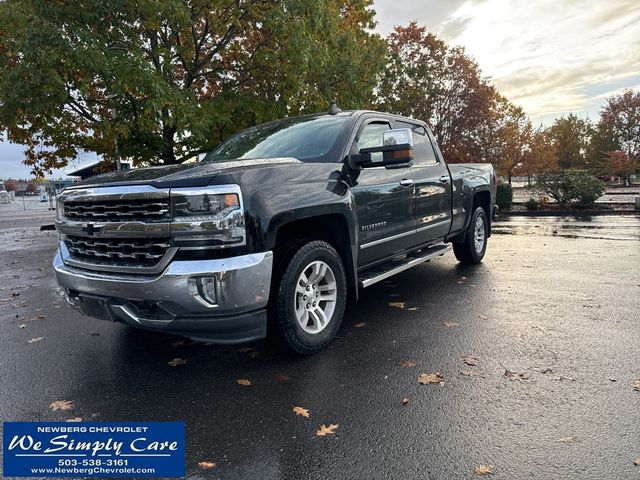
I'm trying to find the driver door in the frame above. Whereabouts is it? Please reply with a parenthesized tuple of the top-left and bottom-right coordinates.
(351, 119, 417, 268)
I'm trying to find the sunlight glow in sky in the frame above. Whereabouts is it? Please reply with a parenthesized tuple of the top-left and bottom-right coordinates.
(374, 0, 640, 125)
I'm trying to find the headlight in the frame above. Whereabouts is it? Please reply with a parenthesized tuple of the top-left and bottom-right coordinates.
(55, 197, 64, 221)
(170, 185, 245, 248)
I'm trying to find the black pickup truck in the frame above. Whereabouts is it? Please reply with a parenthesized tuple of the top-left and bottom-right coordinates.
(53, 108, 497, 354)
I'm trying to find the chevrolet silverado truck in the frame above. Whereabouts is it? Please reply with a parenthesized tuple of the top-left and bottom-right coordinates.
(54, 109, 497, 354)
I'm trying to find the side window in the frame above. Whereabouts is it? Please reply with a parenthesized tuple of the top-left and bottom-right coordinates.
(356, 122, 390, 164)
(398, 122, 438, 166)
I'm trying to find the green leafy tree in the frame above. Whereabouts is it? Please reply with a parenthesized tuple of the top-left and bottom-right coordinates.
(547, 114, 593, 170)
(0, 0, 386, 174)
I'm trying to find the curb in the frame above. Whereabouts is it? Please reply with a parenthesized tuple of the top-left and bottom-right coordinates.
(497, 210, 639, 217)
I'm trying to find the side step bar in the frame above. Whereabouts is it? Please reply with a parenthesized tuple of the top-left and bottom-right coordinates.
(359, 244, 451, 288)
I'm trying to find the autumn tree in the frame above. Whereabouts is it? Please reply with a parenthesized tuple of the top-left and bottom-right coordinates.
(0, 0, 386, 174)
(547, 114, 593, 170)
(521, 127, 558, 179)
(373, 22, 499, 164)
(605, 150, 637, 185)
(593, 90, 640, 182)
(488, 96, 532, 183)
(3, 179, 18, 192)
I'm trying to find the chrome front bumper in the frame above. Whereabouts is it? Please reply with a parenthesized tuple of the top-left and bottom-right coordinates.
(53, 243, 273, 343)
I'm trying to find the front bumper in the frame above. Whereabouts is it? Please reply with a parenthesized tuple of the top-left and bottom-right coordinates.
(53, 243, 273, 343)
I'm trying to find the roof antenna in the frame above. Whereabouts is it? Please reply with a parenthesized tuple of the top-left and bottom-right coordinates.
(328, 99, 341, 115)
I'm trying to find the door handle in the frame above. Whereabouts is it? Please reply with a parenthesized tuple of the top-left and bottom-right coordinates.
(439, 176, 450, 183)
(399, 178, 414, 187)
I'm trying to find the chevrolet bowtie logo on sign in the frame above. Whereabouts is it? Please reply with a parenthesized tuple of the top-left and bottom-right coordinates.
(3, 422, 185, 477)
(81, 224, 104, 236)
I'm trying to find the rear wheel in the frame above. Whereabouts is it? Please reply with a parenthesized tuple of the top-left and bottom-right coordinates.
(273, 240, 347, 354)
(453, 206, 488, 264)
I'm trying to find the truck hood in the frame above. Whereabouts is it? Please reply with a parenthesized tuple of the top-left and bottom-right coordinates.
(73, 157, 302, 188)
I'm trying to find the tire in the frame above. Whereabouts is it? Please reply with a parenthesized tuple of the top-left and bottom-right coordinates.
(273, 240, 347, 355)
(453, 206, 488, 264)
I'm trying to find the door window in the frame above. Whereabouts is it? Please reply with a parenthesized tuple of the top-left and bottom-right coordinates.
(356, 122, 390, 164)
(397, 122, 438, 166)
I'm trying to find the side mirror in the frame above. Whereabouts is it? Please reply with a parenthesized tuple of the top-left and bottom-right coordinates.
(352, 128, 414, 169)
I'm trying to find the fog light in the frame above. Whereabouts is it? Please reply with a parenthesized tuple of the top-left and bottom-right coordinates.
(188, 276, 218, 307)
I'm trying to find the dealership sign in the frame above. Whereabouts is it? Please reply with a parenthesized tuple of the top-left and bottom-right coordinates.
(3, 422, 185, 477)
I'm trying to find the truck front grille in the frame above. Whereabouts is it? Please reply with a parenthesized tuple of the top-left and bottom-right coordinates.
(65, 236, 171, 268)
(63, 199, 170, 222)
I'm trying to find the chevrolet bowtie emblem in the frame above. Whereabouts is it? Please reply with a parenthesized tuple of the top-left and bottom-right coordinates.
(82, 223, 104, 236)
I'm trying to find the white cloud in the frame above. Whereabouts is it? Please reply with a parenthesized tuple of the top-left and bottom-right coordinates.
(373, 0, 640, 123)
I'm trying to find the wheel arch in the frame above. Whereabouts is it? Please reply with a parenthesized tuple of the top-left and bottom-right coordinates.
(270, 211, 358, 299)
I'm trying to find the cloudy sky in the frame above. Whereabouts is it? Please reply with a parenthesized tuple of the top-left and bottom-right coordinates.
(1, 0, 639, 178)
(374, 0, 640, 123)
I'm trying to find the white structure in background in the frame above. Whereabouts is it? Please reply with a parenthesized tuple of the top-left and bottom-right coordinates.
(0, 181, 11, 204)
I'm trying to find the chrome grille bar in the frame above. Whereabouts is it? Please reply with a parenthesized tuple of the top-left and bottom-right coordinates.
(65, 236, 172, 268)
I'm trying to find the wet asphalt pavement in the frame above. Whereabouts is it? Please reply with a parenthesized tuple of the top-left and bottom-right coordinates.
(1, 214, 639, 479)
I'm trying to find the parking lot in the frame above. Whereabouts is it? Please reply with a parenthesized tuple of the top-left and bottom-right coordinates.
(1, 209, 639, 479)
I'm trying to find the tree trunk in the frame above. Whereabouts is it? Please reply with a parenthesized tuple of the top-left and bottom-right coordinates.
(161, 126, 177, 164)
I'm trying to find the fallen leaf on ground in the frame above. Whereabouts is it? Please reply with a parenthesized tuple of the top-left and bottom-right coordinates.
(237, 378, 251, 386)
(478, 314, 489, 320)
(167, 358, 187, 367)
(28, 337, 44, 344)
(171, 339, 186, 347)
(18, 324, 26, 329)
(316, 423, 339, 436)
(400, 360, 416, 368)
(632, 380, 640, 391)
(66, 418, 82, 422)
(634, 458, 640, 466)
(273, 373, 290, 381)
(50, 400, 73, 411)
(401, 398, 410, 405)
(559, 436, 575, 443)
(293, 406, 310, 417)
(418, 373, 445, 385)
(198, 461, 217, 469)
(462, 356, 479, 366)
(35, 315, 46, 320)
(354, 322, 366, 328)
(443, 321, 461, 328)
(388, 302, 405, 309)
(474, 465, 494, 475)
(461, 370, 480, 377)
(504, 369, 529, 382)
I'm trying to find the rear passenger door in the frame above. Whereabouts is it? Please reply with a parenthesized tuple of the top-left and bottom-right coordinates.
(351, 118, 417, 268)
(397, 121, 452, 245)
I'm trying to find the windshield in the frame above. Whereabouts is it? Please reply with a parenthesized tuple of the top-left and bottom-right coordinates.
(203, 115, 348, 163)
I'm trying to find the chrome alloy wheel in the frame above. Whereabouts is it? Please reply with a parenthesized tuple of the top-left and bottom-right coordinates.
(474, 215, 486, 254)
(294, 260, 337, 334)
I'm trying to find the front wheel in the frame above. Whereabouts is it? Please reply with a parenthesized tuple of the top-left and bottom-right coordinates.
(273, 240, 347, 355)
(453, 206, 488, 264)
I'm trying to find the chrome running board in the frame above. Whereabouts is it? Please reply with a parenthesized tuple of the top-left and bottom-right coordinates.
(359, 244, 451, 288)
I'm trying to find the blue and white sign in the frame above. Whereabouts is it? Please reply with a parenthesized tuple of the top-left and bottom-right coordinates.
(3, 422, 185, 477)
